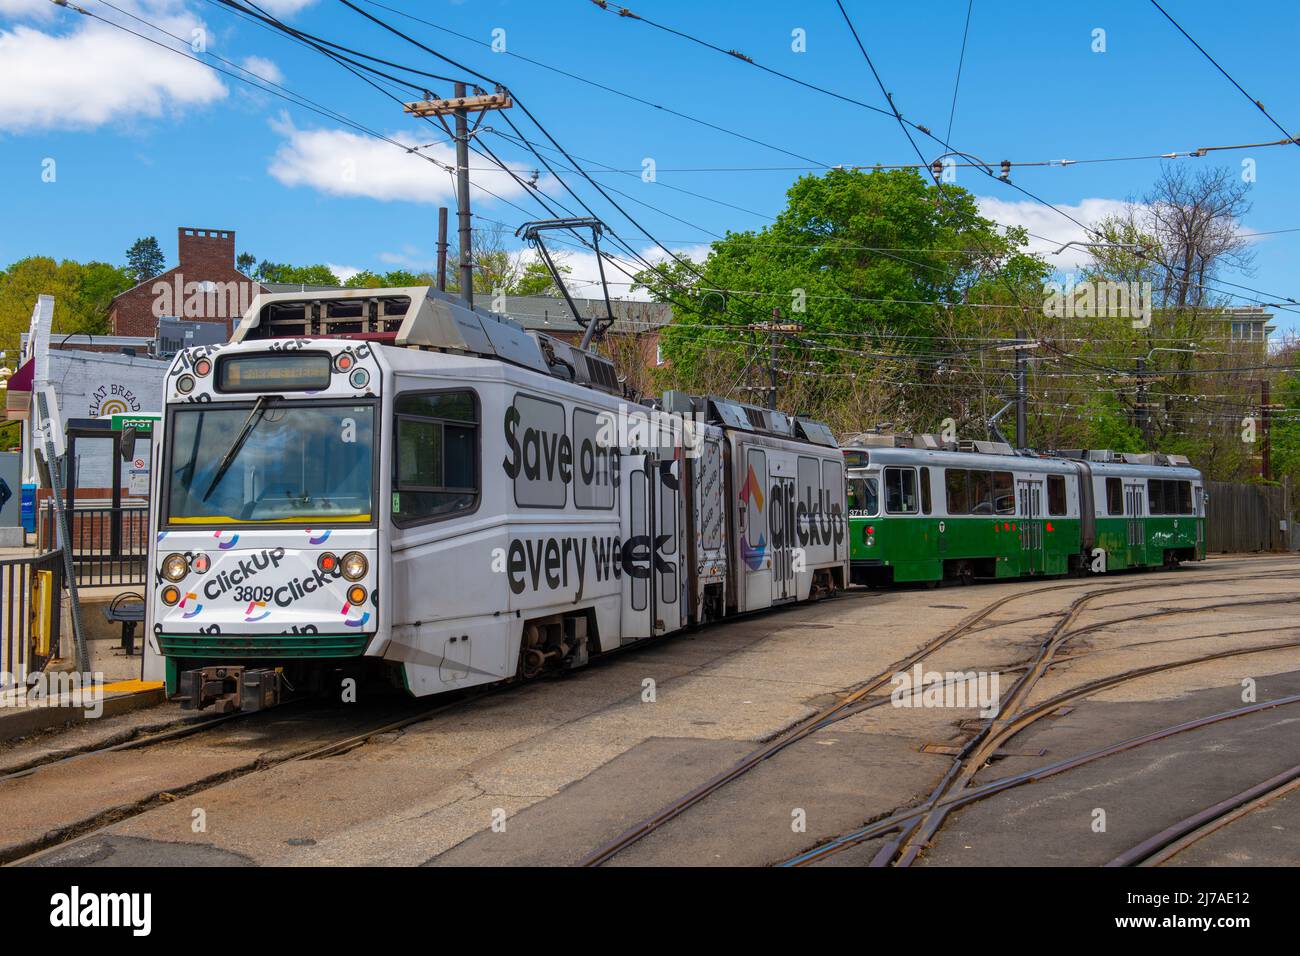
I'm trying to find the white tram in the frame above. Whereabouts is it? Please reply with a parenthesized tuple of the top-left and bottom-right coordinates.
(142, 287, 847, 710)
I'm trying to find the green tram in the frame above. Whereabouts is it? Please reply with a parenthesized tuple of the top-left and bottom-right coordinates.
(844, 442, 1205, 586)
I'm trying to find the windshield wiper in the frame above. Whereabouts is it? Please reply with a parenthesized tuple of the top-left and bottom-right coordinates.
(201, 395, 277, 502)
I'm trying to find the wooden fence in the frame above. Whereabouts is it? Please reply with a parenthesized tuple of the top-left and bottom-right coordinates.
(1206, 480, 1290, 553)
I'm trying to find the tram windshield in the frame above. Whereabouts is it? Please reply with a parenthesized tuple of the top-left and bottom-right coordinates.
(847, 475, 879, 517)
(166, 402, 375, 524)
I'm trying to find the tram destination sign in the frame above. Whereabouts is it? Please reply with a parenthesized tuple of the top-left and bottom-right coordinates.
(218, 353, 332, 393)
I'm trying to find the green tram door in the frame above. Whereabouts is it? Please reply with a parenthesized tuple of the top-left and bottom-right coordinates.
(1124, 482, 1147, 566)
(1016, 479, 1044, 574)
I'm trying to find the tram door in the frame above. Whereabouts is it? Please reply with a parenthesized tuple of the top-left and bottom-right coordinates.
(771, 474, 797, 603)
(620, 454, 685, 641)
(1194, 485, 1205, 554)
(620, 453, 654, 642)
(1017, 479, 1044, 574)
(1124, 483, 1147, 565)
(654, 458, 683, 634)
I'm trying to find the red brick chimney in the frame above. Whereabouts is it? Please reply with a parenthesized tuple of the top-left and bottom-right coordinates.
(177, 227, 236, 272)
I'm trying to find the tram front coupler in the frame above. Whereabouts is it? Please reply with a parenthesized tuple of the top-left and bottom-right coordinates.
(179, 665, 283, 713)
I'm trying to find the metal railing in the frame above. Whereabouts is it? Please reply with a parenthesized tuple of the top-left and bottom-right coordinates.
(39, 503, 149, 587)
(0, 550, 63, 686)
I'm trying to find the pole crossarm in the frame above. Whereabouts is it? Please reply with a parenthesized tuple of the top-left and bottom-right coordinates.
(402, 91, 513, 117)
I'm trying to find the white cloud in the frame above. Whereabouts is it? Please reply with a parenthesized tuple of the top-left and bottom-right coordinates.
(267, 114, 540, 205)
(0, 7, 227, 131)
(533, 243, 711, 302)
(327, 263, 361, 283)
(240, 55, 283, 85)
(976, 195, 1133, 272)
(0, 0, 57, 20)
(367, 242, 709, 301)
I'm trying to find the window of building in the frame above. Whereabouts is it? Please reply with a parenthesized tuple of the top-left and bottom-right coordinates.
(393, 390, 479, 524)
(885, 467, 918, 514)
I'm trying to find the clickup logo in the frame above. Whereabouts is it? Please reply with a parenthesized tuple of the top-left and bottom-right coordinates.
(213, 530, 240, 550)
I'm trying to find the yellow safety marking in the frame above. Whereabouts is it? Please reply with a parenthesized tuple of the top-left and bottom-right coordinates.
(98, 680, 165, 694)
(167, 514, 371, 525)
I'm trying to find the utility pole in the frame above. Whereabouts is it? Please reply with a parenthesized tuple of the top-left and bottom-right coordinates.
(436, 206, 449, 293)
(1135, 354, 1148, 445)
(746, 309, 802, 410)
(1261, 378, 1272, 481)
(1014, 329, 1027, 449)
(996, 335, 1038, 450)
(403, 86, 513, 308)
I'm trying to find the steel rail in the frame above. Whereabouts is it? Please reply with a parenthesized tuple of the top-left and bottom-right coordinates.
(784, 682, 1300, 866)
(881, 589, 1300, 866)
(580, 565, 1300, 865)
(1107, 764, 1300, 867)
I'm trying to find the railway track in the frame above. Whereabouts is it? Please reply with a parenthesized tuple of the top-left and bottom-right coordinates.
(1107, 763, 1300, 867)
(581, 561, 1300, 866)
(0, 582, 838, 866)
(7, 557, 1296, 867)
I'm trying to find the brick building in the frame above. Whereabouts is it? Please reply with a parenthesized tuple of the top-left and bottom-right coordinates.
(502, 295, 672, 394)
(109, 227, 264, 338)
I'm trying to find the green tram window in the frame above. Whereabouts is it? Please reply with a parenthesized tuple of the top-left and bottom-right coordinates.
(1106, 477, 1124, 515)
(993, 471, 1015, 515)
(970, 471, 993, 515)
(920, 467, 932, 515)
(884, 467, 918, 514)
(945, 469, 969, 514)
(1047, 474, 1067, 516)
(847, 476, 879, 517)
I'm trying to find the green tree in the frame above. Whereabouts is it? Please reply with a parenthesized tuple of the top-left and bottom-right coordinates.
(510, 259, 570, 296)
(635, 168, 1049, 431)
(125, 236, 165, 283)
(254, 262, 341, 286)
(0, 256, 132, 356)
(236, 252, 257, 275)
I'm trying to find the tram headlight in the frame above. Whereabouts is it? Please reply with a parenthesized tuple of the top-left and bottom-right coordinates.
(160, 585, 181, 606)
(341, 551, 368, 581)
(162, 552, 188, 582)
(347, 584, 368, 606)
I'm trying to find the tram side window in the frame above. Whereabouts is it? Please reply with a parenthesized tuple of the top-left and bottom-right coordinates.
(970, 470, 993, 515)
(920, 467, 932, 515)
(1106, 477, 1124, 515)
(1150, 479, 1193, 515)
(1047, 475, 1067, 516)
(847, 476, 879, 516)
(993, 471, 1015, 515)
(392, 390, 479, 524)
(1148, 479, 1166, 514)
(945, 469, 969, 514)
(885, 467, 918, 514)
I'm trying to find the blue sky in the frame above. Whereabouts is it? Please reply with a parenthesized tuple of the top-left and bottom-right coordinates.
(1, 0, 1298, 329)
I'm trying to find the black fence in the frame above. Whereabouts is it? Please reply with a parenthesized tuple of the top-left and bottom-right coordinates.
(39, 504, 149, 587)
(0, 550, 63, 684)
